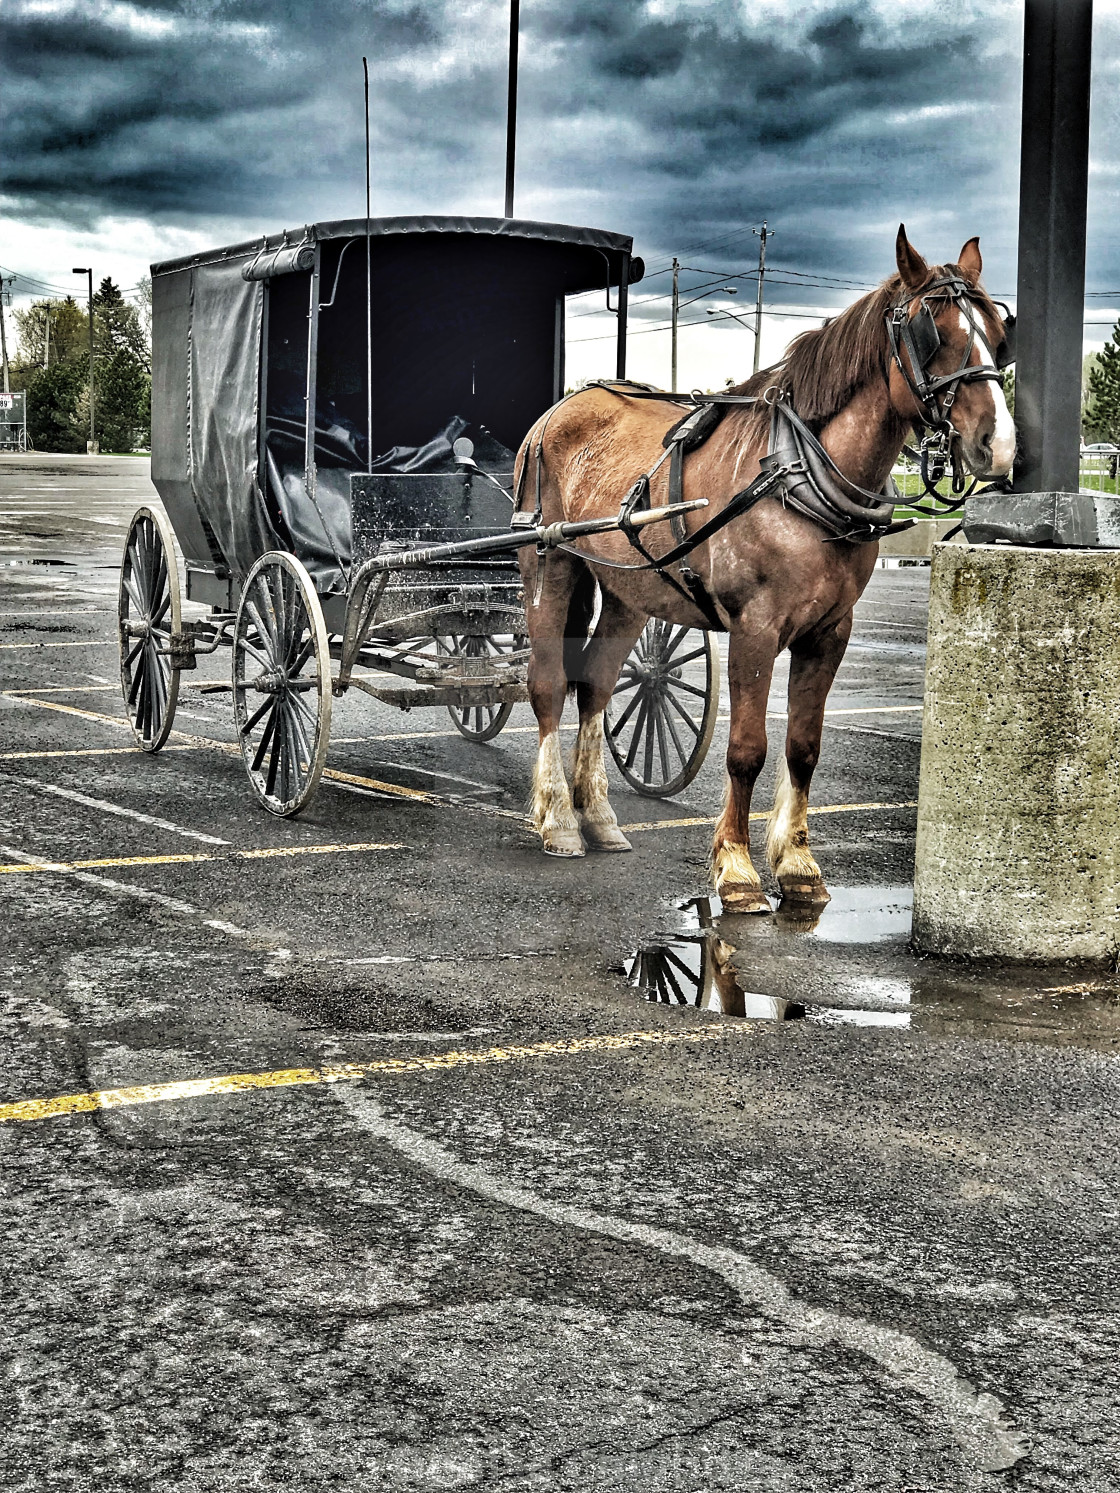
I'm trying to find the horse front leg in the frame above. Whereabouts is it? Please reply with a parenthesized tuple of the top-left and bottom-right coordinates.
(766, 618, 851, 905)
(712, 629, 779, 913)
(571, 589, 646, 852)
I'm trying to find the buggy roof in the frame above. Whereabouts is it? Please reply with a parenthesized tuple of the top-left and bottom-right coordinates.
(151, 215, 642, 292)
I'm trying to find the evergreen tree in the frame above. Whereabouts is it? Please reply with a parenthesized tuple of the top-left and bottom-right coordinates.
(89, 278, 151, 451)
(24, 361, 87, 452)
(1084, 324, 1120, 443)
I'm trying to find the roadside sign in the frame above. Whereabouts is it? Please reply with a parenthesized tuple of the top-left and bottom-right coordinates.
(0, 391, 27, 451)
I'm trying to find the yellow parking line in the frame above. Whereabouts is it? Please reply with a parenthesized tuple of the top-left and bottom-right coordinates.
(14, 684, 118, 694)
(0, 640, 114, 650)
(620, 800, 917, 833)
(0, 841, 407, 875)
(0, 694, 130, 727)
(0, 1024, 742, 1125)
(1, 692, 916, 831)
(0, 746, 201, 761)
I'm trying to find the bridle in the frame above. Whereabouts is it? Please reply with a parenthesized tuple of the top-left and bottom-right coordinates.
(886, 273, 1016, 508)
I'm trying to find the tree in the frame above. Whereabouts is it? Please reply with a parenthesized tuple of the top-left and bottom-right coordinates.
(90, 277, 151, 451)
(1083, 327, 1120, 443)
(23, 361, 87, 452)
(12, 297, 88, 373)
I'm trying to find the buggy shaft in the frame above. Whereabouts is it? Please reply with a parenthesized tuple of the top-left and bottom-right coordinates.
(357, 499, 709, 577)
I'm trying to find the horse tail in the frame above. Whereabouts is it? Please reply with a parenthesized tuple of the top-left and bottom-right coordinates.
(563, 565, 597, 691)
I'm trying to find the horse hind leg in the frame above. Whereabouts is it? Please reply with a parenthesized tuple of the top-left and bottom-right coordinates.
(526, 555, 593, 858)
(571, 709, 630, 852)
(532, 730, 584, 857)
(570, 588, 646, 852)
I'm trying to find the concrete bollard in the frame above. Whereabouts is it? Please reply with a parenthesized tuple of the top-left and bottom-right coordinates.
(913, 542, 1120, 961)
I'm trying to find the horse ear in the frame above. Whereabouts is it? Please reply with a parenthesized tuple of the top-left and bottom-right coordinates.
(957, 236, 982, 284)
(895, 224, 929, 290)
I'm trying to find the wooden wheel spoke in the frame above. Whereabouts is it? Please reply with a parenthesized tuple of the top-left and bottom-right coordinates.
(664, 690, 702, 739)
(667, 677, 709, 700)
(241, 694, 273, 737)
(252, 704, 279, 773)
(658, 698, 689, 765)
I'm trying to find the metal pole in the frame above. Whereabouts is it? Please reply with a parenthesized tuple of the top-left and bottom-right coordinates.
(363, 56, 373, 474)
(752, 222, 769, 376)
(0, 276, 10, 394)
(1012, 0, 1093, 494)
(72, 266, 95, 447)
(504, 0, 519, 217)
(43, 303, 50, 369)
(615, 254, 629, 380)
(671, 257, 679, 391)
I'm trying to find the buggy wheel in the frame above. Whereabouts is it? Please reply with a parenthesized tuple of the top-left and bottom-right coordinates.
(441, 633, 523, 742)
(627, 936, 713, 1010)
(606, 620, 720, 798)
(118, 505, 181, 752)
(233, 552, 332, 817)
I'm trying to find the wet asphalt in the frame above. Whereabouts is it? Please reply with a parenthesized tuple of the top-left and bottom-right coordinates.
(1, 453, 1118, 1491)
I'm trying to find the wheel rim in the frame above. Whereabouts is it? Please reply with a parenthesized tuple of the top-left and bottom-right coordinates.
(233, 553, 332, 816)
(118, 506, 180, 753)
(442, 633, 522, 742)
(605, 620, 720, 797)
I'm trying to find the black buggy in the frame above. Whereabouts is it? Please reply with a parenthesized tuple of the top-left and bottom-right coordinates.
(121, 216, 721, 815)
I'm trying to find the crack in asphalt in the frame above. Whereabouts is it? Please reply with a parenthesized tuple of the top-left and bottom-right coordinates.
(338, 1085, 1030, 1477)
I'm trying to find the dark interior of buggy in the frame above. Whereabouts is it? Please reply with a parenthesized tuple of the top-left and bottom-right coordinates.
(259, 232, 631, 583)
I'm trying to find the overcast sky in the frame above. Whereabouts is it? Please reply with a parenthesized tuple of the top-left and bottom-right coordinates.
(4, 0, 1120, 387)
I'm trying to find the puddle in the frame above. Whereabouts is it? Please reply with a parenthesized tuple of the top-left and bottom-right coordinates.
(627, 892, 1120, 1052)
(628, 932, 807, 1021)
(718, 883, 914, 943)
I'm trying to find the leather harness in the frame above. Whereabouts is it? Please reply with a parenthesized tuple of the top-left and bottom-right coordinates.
(516, 277, 1013, 628)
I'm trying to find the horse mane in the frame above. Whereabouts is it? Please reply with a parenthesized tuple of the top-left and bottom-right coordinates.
(728, 263, 1004, 440)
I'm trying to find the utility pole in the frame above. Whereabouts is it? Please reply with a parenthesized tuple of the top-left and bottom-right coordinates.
(44, 302, 50, 369)
(72, 267, 95, 452)
(504, 0, 519, 217)
(0, 274, 10, 394)
(752, 222, 770, 375)
(670, 257, 680, 391)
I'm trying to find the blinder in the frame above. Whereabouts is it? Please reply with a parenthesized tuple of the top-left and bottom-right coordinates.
(908, 304, 941, 370)
(995, 312, 1016, 370)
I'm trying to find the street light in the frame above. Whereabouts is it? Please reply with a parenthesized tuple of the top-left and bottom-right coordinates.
(72, 267, 96, 453)
(705, 304, 757, 337)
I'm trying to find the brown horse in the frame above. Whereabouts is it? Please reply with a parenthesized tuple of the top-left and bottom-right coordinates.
(515, 226, 1014, 910)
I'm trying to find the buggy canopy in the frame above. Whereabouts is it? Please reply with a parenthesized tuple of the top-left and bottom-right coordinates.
(150, 216, 643, 591)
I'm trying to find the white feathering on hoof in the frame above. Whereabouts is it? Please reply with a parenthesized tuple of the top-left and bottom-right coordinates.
(531, 731, 580, 841)
(571, 712, 620, 829)
(767, 757, 821, 880)
(712, 840, 762, 892)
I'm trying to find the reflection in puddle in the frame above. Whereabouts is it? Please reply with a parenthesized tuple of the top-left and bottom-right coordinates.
(628, 933, 806, 1021)
(628, 891, 1120, 1051)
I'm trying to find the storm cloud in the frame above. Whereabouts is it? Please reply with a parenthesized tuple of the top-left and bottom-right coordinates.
(2, 0, 1118, 306)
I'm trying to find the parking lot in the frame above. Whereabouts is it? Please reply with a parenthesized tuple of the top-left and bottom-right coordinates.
(2, 453, 1119, 1490)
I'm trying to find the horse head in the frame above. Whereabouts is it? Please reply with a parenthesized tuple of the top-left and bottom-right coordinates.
(890, 226, 1016, 481)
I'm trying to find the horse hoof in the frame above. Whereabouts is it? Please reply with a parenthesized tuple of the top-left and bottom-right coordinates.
(778, 877, 830, 906)
(542, 829, 585, 858)
(719, 886, 773, 915)
(582, 825, 632, 853)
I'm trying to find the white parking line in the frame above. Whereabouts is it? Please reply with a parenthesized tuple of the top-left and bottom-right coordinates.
(1, 775, 230, 845)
